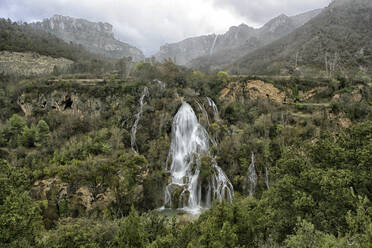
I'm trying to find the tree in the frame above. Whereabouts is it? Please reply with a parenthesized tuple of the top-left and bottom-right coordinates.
(285, 219, 347, 248)
(115, 206, 148, 248)
(8, 114, 26, 138)
(0, 191, 43, 247)
(36, 119, 50, 146)
(0, 160, 43, 247)
(18, 124, 37, 148)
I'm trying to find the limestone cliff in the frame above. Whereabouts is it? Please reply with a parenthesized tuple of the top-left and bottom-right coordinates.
(31, 15, 144, 61)
(155, 9, 322, 68)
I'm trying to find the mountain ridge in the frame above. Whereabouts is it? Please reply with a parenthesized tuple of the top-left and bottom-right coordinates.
(31, 15, 145, 61)
(232, 0, 372, 77)
(154, 8, 322, 67)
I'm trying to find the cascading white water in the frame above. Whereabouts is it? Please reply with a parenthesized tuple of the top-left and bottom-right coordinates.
(248, 153, 257, 196)
(195, 99, 210, 127)
(153, 79, 166, 90)
(210, 34, 218, 55)
(131, 87, 149, 153)
(206, 97, 220, 122)
(265, 166, 270, 190)
(164, 102, 233, 214)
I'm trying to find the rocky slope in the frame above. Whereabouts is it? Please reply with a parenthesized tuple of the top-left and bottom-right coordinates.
(154, 9, 321, 67)
(31, 15, 144, 61)
(233, 0, 372, 77)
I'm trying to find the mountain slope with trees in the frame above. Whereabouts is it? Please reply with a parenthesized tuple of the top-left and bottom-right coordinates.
(232, 0, 372, 78)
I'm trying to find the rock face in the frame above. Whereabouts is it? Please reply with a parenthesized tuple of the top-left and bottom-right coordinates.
(154, 9, 322, 67)
(155, 24, 255, 65)
(31, 15, 144, 61)
(31, 177, 115, 219)
(17, 88, 121, 117)
(220, 80, 287, 104)
(0, 51, 73, 77)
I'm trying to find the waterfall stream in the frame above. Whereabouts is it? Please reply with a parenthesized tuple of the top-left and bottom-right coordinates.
(164, 102, 233, 214)
(131, 87, 149, 153)
(206, 97, 220, 122)
(195, 99, 210, 127)
(265, 166, 270, 189)
(210, 34, 218, 55)
(248, 153, 257, 196)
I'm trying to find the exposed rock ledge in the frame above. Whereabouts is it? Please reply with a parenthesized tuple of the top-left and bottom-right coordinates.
(220, 80, 287, 104)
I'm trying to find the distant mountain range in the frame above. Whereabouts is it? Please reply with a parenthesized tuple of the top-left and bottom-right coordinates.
(2, 0, 371, 77)
(154, 0, 372, 77)
(154, 9, 322, 67)
(31, 15, 145, 61)
(233, 0, 372, 77)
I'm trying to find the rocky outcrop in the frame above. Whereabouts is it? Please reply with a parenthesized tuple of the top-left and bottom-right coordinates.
(155, 9, 322, 67)
(31, 15, 144, 61)
(220, 80, 287, 104)
(17, 89, 121, 117)
(0, 51, 73, 77)
(31, 177, 115, 219)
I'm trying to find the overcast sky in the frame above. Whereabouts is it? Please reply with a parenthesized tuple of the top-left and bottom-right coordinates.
(0, 0, 331, 55)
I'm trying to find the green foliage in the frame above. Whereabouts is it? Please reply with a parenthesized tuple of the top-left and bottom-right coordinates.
(37, 218, 117, 248)
(8, 113, 26, 137)
(0, 56, 371, 248)
(115, 206, 148, 248)
(0, 160, 43, 247)
(36, 119, 50, 146)
(18, 124, 38, 147)
(0, 18, 91, 62)
(284, 219, 347, 248)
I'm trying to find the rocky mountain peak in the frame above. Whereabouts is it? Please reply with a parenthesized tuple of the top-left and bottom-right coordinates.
(261, 14, 292, 33)
(31, 15, 144, 60)
(45, 15, 114, 38)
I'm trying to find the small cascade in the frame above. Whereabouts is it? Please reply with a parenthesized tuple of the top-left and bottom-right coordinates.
(248, 153, 257, 196)
(195, 99, 210, 127)
(131, 87, 149, 153)
(210, 34, 218, 55)
(206, 97, 220, 122)
(164, 102, 233, 214)
(153, 79, 166, 90)
(265, 166, 270, 190)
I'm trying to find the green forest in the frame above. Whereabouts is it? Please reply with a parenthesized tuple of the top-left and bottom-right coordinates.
(0, 57, 371, 247)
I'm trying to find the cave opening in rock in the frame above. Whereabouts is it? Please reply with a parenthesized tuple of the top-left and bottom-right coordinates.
(63, 97, 73, 110)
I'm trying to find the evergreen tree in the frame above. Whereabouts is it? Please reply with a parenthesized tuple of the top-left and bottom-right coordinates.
(115, 206, 148, 248)
(18, 124, 37, 148)
(8, 114, 26, 138)
(36, 119, 50, 146)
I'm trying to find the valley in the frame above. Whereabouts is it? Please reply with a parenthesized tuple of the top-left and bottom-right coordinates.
(0, 0, 371, 247)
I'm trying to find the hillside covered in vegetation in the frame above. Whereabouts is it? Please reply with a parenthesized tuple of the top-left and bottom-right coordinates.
(0, 0, 371, 246)
(233, 0, 372, 78)
(0, 57, 371, 247)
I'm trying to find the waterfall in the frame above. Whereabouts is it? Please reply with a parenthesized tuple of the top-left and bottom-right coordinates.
(265, 166, 270, 190)
(206, 97, 220, 122)
(210, 34, 218, 55)
(153, 79, 166, 90)
(248, 153, 257, 196)
(131, 87, 149, 153)
(195, 99, 210, 127)
(164, 102, 233, 214)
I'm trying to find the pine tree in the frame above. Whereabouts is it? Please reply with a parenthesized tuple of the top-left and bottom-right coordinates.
(36, 119, 50, 146)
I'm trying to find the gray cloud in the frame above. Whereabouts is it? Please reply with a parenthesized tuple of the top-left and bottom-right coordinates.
(212, 0, 332, 25)
(0, 0, 331, 56)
